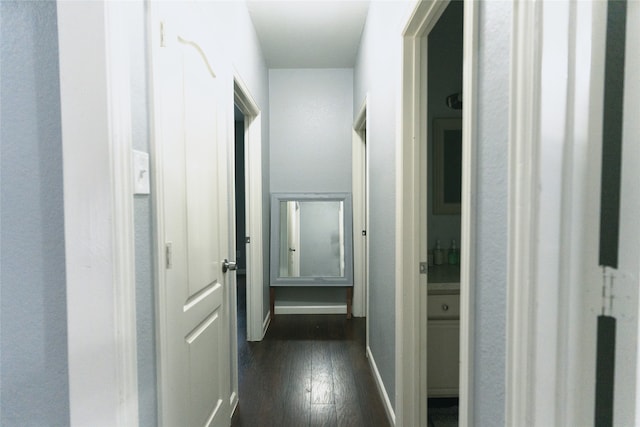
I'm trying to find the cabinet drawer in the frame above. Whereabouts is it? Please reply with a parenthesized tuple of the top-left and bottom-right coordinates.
(428, 294, 460, 319)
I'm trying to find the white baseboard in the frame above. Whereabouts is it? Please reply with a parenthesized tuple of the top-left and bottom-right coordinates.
(230, 391, 238, 419)
(274, 304, 347, 315)
(367, 346, 396, 426)
(262, 310, 271, 339)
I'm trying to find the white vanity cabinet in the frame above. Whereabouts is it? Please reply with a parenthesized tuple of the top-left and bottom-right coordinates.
(427, 266, 460, 397)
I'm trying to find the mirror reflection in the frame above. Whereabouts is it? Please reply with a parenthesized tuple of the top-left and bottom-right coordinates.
(270, 192, 353, 287)
(279, 200, 345, 278)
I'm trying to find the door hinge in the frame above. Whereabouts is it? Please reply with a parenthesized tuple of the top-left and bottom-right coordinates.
(165, 242, 172, 269)
(245, 236, 250, 244)
(160, 22, 166, 47)
(362, 230, 367, 236)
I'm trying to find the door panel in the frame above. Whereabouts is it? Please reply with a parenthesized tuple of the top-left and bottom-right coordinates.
(153, 7, 231, 427)
(182, 44, 221, 296)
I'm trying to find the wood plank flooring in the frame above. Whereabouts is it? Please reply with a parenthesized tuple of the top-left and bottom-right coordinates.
(232, 279, 390, 427)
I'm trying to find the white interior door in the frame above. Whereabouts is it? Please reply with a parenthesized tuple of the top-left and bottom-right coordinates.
(152, 9, 231, 427)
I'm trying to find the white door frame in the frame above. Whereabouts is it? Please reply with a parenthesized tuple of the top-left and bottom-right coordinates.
(352, 96, 369, 323)
(228, 73, 264, 417)
(232, 74, 266, 342)
(397, 1, 478, 426)
(507, 1, 640, 425)
(58, 1, 139, 425)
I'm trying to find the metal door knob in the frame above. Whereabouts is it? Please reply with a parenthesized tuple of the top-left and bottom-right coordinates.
(222, 259, 237, 273)
(441, 304, 449, 311)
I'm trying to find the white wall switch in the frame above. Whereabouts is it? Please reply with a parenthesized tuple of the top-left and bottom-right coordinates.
(132, 150, 150, 195)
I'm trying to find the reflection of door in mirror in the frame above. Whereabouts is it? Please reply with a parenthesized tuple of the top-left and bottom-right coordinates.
(270, 193, 353, 286)
(278, 200, 345, 278)
(287, 201, 300, 276)
(278, 201, 299, 276)
(339, 201, 345, 277)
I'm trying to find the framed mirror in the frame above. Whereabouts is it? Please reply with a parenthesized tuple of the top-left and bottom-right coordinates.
(433, 117, 462, 214)
(270, 192, 353, 287)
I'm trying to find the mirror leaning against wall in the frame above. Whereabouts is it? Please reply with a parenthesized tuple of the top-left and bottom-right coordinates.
(270, 193, 354, 287)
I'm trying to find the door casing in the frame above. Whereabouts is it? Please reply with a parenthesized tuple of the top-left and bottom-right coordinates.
(352, 96, 369, 323)
(397, 1, 478, 426)
(58, 1, 139, 424)
(232, 75, 266, 343)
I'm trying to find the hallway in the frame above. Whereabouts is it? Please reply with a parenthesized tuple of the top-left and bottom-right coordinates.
(232, 279, 389, 426)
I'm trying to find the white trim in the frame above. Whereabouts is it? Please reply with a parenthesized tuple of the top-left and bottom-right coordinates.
(506, 2, 623, 425)
(352, 96, 369, 320)
(367, 346, 396, 426)
(58, 1, 139, 425)
(230, 391, 239, 419)
(397, 2, 449, 427)
(506, 2, 542, 424)
(418, 24, 429, 426)
(147, 5, 170, 423)
(274, 305, 348, 315)
(398, 1, 477, 426)
(106, 4, 140, 424)
(262, 310, 271, 338)
(233, 74, 264, 343)
(459, 1, 479, 426)
(559, 3, 605, 424)
(626, 2, 640, 424)
(227, 73, 264, 422)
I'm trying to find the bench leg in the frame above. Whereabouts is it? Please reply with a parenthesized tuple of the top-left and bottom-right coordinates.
(270, 287, 275, 320)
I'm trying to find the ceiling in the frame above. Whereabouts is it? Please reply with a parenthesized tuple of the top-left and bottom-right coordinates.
(246, 1, 370, 68)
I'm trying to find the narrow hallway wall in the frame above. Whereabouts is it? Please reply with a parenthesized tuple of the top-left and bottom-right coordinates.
(473, 1, 512, 424)
(0, 2, 70, 424)
(354, 0, 416, 413)
(269, 68, 353, 310)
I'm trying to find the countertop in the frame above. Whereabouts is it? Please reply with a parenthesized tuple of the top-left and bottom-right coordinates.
(427, 264, 460, 293)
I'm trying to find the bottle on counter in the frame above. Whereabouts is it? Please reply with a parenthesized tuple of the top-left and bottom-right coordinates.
(448, 239, 459, 265)
(434, 239, 444, 265)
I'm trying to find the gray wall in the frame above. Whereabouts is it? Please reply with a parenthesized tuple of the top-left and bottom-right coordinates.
(426, 1, 463, 250)
(270, 69, 352, 192)
(353, 0, 415, 410)
(125, 2, 157, 426)
(269, 68, 353, 307)
(0, 1, 70, 425)
(473, 1, 512, 425)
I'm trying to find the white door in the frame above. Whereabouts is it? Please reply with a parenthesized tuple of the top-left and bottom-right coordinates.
(151, 9, 231, 427)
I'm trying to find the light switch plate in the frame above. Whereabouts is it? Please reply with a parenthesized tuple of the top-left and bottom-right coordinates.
(132, 150, 150, 195)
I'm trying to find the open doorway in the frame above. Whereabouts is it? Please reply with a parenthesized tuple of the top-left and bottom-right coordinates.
(234, 102, 248, 338)
(232, 76, 264, 342)
(353, 98, 369, 341)
(229, 76, 265, 414)
(398, 1, 478, 426)
(423, 2, 463, 426)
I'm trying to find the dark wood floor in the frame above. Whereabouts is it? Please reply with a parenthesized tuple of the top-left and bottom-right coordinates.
(232, 278, 390, 427)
